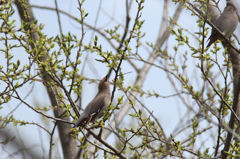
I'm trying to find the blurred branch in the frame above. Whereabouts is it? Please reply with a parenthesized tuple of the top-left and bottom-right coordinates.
(0, 129, 42, 159)
(54, 0, 63, 36)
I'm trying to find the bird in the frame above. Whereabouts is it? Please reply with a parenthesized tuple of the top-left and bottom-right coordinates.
(74, 74, 111, 127)
(207, 1, 238, 48)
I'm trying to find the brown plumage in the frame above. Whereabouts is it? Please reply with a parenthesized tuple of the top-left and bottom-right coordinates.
(74, 74, 111, 127)
(207, 1, 238, 48)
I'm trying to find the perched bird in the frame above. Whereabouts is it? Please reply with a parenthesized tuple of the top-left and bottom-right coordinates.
(74, 74, 111, 127)
(207, 1, 238, 48)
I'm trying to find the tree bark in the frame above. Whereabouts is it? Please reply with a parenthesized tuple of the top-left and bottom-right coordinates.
(221, 44, 240, 158)
(15, 0, 77, 158)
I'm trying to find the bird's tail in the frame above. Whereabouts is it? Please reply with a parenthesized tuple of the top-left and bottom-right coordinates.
(74, 113, 88, 127)
(206, 35, 214, 48)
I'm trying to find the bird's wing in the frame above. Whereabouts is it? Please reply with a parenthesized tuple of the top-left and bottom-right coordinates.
(74, 92, 111, 127)
(215, 9, 237, 36)
(84, 93, 107, 115)
(207, 10, 233, 46)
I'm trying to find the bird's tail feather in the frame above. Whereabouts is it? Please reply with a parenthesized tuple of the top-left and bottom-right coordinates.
(74, 114, 88, 127)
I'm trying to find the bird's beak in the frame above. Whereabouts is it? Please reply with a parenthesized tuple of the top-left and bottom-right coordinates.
(105, 69, 112, 80)
(105, 73, 110, 80)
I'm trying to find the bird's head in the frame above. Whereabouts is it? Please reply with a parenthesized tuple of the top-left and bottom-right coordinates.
(226, 1, 237, 11)
(98, 74, 110, 92)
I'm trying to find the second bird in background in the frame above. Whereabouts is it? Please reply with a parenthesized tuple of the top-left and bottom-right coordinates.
(207, 1, 238, 48)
